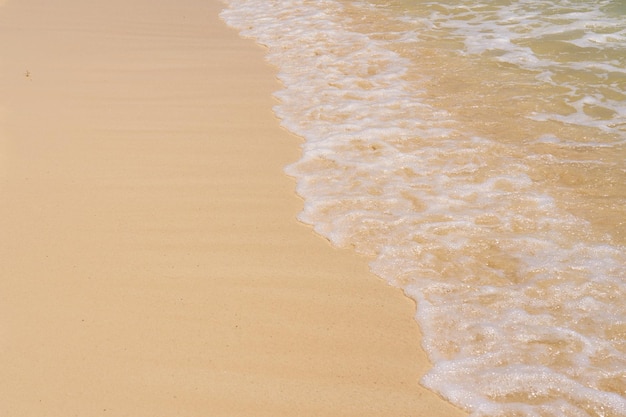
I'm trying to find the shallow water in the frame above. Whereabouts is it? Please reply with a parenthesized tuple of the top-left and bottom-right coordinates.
(221, 1, 626, 415)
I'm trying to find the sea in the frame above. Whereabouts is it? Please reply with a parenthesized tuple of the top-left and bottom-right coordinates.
(220, 1, 626, 416)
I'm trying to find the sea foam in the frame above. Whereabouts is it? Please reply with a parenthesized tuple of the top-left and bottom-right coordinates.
(221, 0, 626, 415)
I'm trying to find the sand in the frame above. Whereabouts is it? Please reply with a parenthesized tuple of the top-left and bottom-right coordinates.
(0, 0, 467, 415)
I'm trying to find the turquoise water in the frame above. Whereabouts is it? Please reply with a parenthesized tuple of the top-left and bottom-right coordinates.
(221, 1, 626, 415)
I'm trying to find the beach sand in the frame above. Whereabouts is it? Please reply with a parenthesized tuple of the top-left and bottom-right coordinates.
(0, 0, 466, 415)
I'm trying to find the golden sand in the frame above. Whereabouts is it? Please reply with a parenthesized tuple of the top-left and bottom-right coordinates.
(0, 0, 466, 415)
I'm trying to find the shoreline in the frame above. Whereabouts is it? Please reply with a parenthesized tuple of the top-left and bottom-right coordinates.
(0, 0, 466, 415)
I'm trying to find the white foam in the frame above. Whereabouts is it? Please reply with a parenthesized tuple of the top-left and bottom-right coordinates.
(221, 1, 626, 416)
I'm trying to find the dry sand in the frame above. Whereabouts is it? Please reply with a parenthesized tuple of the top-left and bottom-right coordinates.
(0, 0, 467, 415)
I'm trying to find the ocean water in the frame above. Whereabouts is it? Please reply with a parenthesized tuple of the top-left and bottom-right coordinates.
(220, 1, 626, 416)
